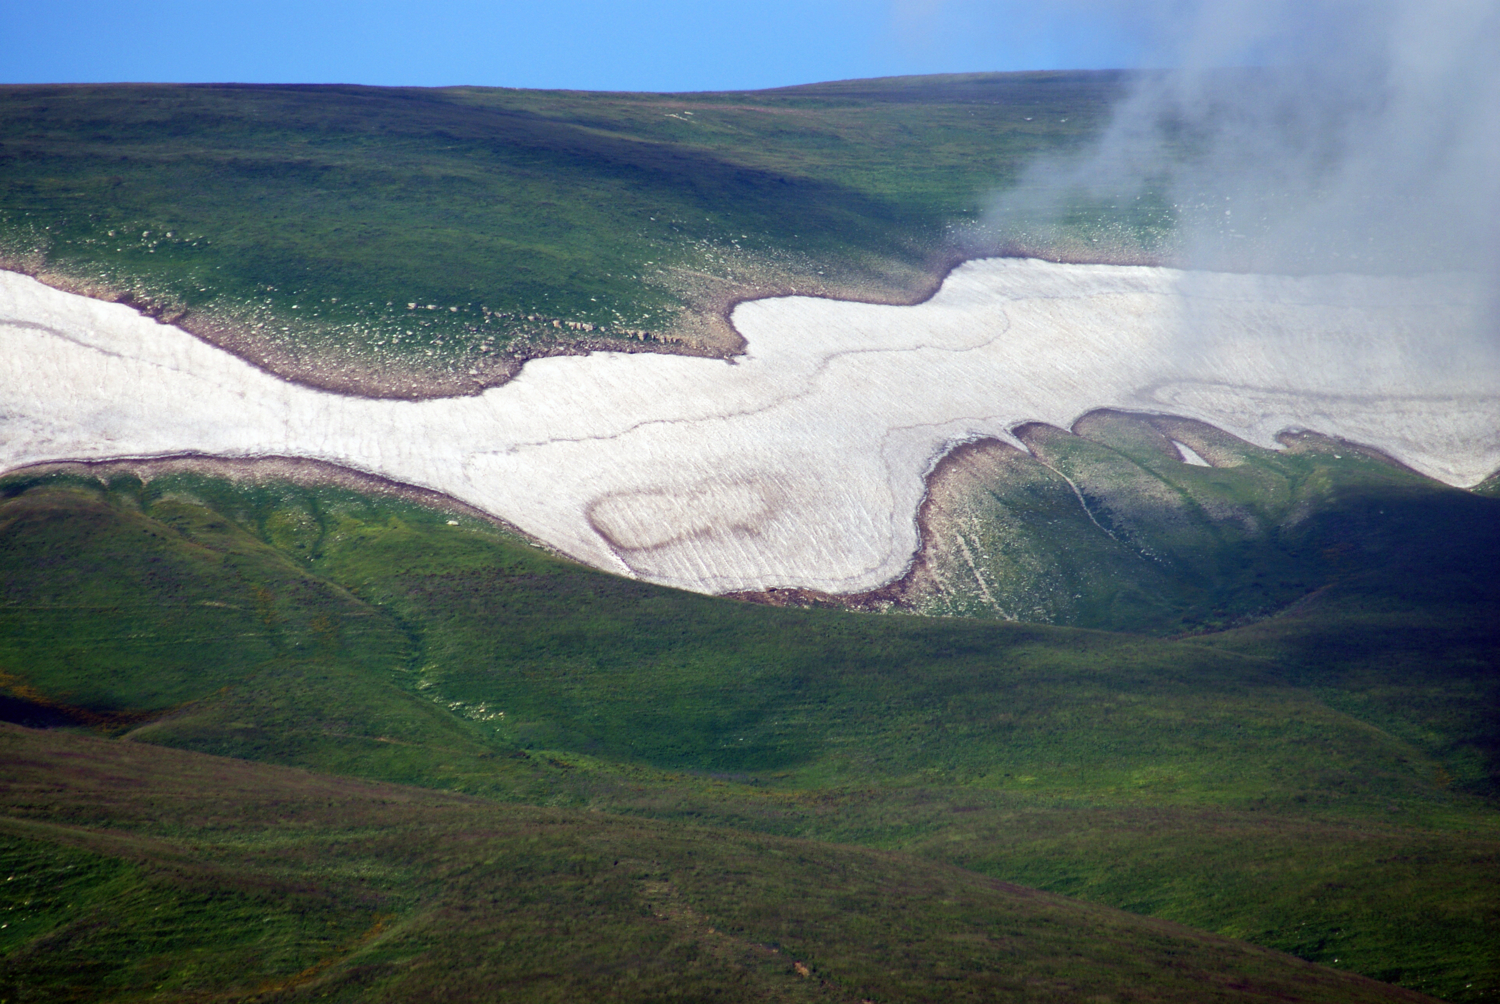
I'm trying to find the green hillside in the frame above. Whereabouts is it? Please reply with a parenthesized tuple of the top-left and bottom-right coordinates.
(3, 725, 1441, 1004)
(870, 411, 1499, 635)
(0, 74, 1130, 396)
(2, 463, 1495, 1001)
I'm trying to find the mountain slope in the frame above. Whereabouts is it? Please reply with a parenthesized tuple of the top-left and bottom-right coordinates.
(2, 463, 1495, 1001)
(0, 74, 1124, 396)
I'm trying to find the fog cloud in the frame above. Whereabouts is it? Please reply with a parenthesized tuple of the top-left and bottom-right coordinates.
(975, 0, 1500, 287)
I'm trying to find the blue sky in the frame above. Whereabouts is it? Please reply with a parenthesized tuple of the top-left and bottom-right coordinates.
(0, 0, 1164, 91)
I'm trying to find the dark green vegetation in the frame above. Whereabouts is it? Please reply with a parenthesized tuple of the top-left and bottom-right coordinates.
(885, 411, 1497, 635)
(3, 725, 1437, 1004)
(2, 458, 1496, 1001)
(0, 74, 1125, 394)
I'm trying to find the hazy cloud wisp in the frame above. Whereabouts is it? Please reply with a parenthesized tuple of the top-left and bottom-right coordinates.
(973, 0, 1500, 367)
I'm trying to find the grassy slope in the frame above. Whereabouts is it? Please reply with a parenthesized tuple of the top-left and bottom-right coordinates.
(887, 411, 1500, 635)
(1, 468, 1495, 1001)
(0, 74, 1125, 392)
(2, 724, 1439, 1004)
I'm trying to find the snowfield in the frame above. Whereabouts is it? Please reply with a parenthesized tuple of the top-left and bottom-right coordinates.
(3, 258, 1497, 594)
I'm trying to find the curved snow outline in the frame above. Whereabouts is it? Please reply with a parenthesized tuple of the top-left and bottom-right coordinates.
(2, 258, 1497, 596)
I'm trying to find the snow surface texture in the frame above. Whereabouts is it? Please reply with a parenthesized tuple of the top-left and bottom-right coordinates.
(3, 258, 1497, 594)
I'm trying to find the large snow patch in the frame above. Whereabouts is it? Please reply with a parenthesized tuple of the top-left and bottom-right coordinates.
(3, 259, 1497, 594)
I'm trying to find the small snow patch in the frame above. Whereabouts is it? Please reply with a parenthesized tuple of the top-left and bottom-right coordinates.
(1172, 440, 1212, 467)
